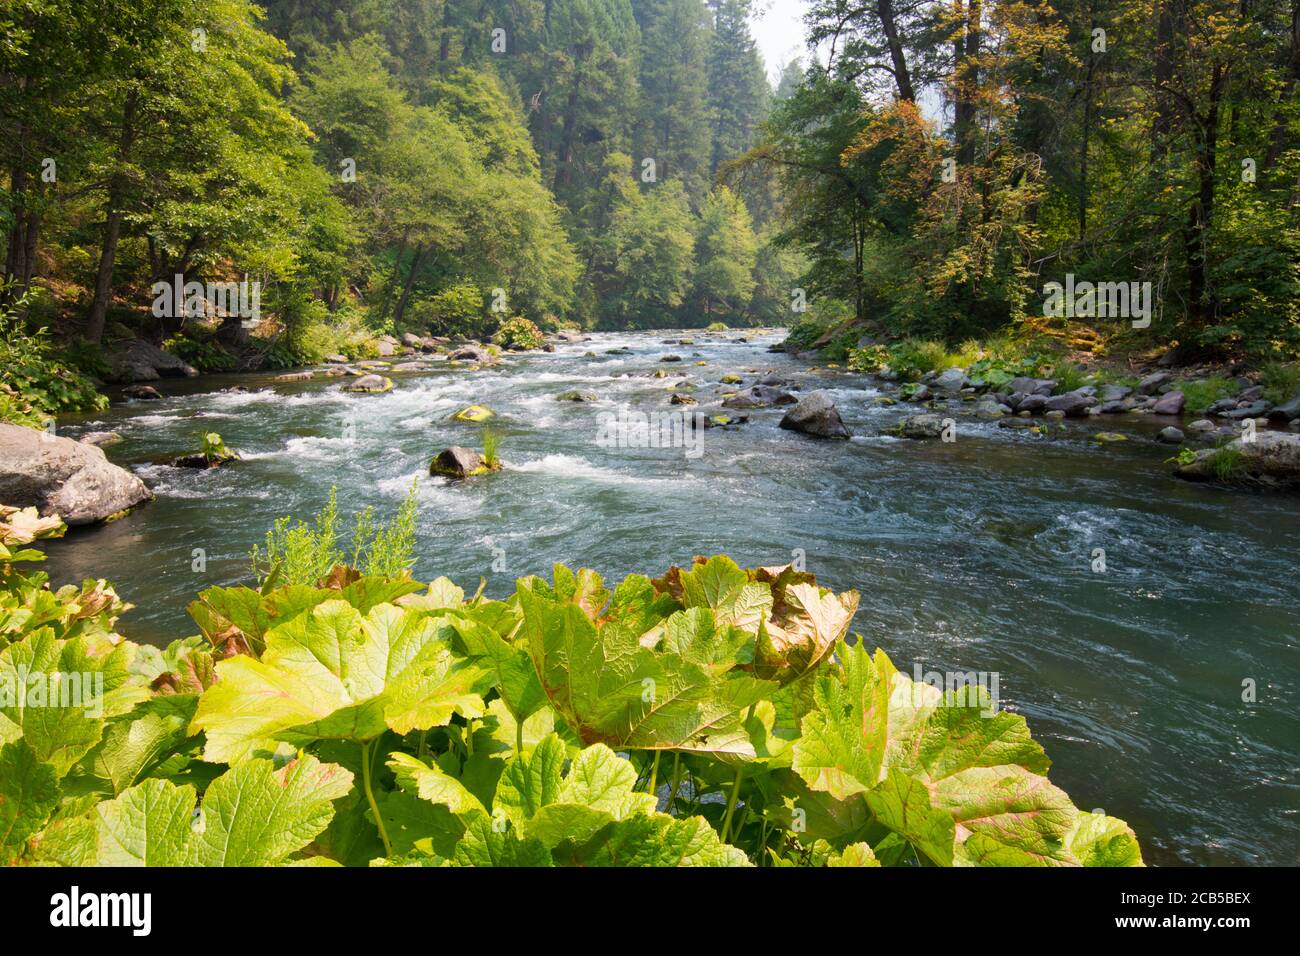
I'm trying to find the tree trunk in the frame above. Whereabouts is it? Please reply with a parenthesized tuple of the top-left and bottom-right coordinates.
(877, 0, 915, 102)
(85, 90, 139, 344)
(1152, 1, 1177, 155)
(1185, 63, 1224, 327)
(392, 244, 427, 327)
(953, 1, 980, 166)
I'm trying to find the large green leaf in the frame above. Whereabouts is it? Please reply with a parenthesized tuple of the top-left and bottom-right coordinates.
(190, 600, 491, 761)
(389, 735, 749, 867)
(793, 641, 1143, 866)
(94, 755, 353, 866)
(0, 740, 61, 864)
(0, 631, 148, 776)
(518, 567, 776, 756)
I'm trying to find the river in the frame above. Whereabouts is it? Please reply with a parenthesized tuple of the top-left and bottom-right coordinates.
(41, 329, 1300, 866)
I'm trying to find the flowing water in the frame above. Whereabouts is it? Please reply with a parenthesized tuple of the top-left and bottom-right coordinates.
(42, 330, 1299, 866)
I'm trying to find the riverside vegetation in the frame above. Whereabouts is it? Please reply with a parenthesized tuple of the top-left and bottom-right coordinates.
(0, 501, 1142, 867)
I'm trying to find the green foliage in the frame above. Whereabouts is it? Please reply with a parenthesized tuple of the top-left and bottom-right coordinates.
(1181, 377, 1240, 413)
(249, 484, 419, 587)
(481, 430, 500, 469)
(1260, 362, 1300, 404)
(1050, 362, 1089, 394)
(198, 431, 237, 463)
(163, 332, 235, 373)
(419, 283, 485, 337)
(0, 511, 1143, 867)
(707, 321, 727, 332)
(492, 317, 544, 351)
(0, 286, 106, 427)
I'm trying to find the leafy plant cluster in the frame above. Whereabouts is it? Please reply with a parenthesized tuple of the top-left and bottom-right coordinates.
(162, 331, 237, 374)
(0, 285, 107, 428)
(2, 502, 1143, 868)
(491, 317, 545, 351)
(248, 485, 419, 587)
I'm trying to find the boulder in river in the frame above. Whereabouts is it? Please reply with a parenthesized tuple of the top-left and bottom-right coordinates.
(450, 404, 494, 423)
(1265, 392, 1300, 422)
(723, 385, 797, 409)
(779, 390, 851, 439)
(1223, 401, 1270, 420)
(1174, 431, 1300, 488)
(275, 371, 313, 382)
(1044, 389, 1097, 417)
(669, 392, 697, 405)
(79, 431, 123, 447)
(345, 375, 393, 393)
(660, 354, 683, 363)
(429, 446, 498, 479)
(448, 345, 494, 363)
(556, 390, 599, 402)
(892, 413, 946, 439)
(1158, 427, 1185, 443)
(401, 332, 424, 349)
(0, 422, 153, 525)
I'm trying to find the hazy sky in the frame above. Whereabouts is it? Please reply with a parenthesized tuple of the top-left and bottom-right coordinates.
(749, 0, 808, 83)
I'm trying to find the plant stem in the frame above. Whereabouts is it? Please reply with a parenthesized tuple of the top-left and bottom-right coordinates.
(515, 713, 524, 755)
(360, 740, 392, 857)
(666, 753, 682, 816)
(720, 766, 745, 844)
(417, 730, 428, 760)
(647, 751, 661, 797)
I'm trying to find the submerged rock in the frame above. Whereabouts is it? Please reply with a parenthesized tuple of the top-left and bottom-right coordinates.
(79, 431, 123, 447)
(723, 385, 797, 409)
(0, 422, 153, 525)
(660, 354, 683, 363)
(1158, 427, 1185, 443)
(449, 404, 494, 423)
(556, 390, 599, 402)
(669, 392, 697, 405)
(275, 371, 313, 382)
(122, 384, 162, 401)
(779, 390, 851, 439)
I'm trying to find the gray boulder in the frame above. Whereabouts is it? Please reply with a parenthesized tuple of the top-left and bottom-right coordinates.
(1174, 431, 1300, 488)
(893, 413, 947, 439)
(1138, 371, 1172, 394)
(778, 390, 851, 439)
(448, 345, 493, 363)
(1099, 383, 1133, 402)
(107, 340, 199, 383)
(1266, 393, 1300, 422)
(429, 446, 492, 479)
(1016, 393, 1050, 413)
(0, 423, 152, 525)
(1043, 390, 1097, 417)
(723, 385, 798, 408)
(1158, 426, 1185, 443)
(1006, 377, 1056, 396)
(1152, 390, 1185, 415)
(1223, 401, 1270, 420)
(932, 367, 968, 392)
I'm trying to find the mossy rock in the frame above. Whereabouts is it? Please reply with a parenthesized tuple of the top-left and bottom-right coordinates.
(556, 390, 599, 402)
(1092, 432, 1128, 443)
(653, 369, 668, 378)
(450, 404, 495, 423)
(720, 374, 742, 384)
(429, 446, 504, 479)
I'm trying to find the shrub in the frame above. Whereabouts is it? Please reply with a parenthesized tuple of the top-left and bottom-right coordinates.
(163, 331, 236, 373)
(0, 283, 108, 426)
(249, 484, 419, 586)
(886, 339, 954, 380)
(1260, 361, 1300, 404)
(707, 321, 727, 332)
(492, 316, 544, 350)
(423, 281, 485, 337)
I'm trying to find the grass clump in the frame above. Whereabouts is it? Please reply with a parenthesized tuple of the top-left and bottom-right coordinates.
(1181, 377, 1240, 412)
(481, 429, 501, 469)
